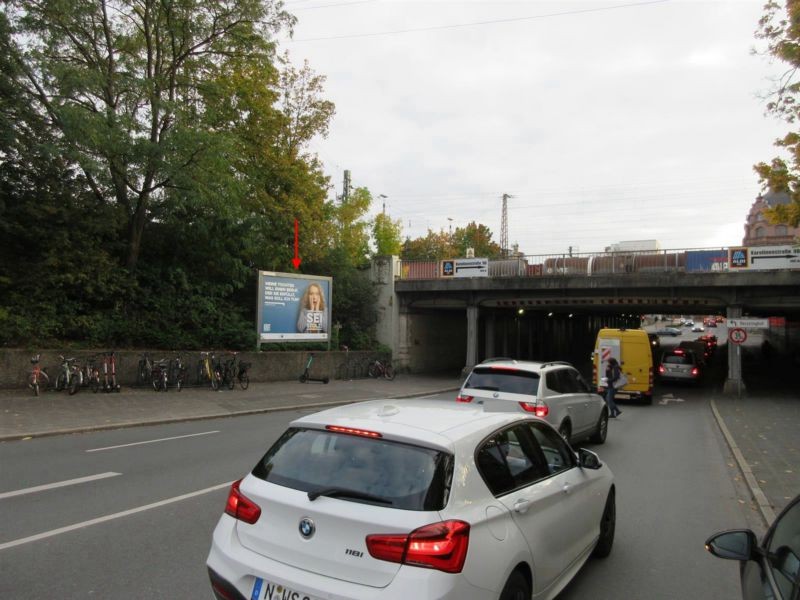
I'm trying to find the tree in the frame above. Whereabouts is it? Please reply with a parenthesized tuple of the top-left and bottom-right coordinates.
(335, 187, 373, 267)
(372, 212, 403, 256)
(755, 1, 800, 227)
(401, 229, 455, 261)
(3, 0, 295, 269)
(451, 221, 503, 258)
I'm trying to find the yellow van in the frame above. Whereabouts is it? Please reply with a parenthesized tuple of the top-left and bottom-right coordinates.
(592, 328, 654, 404)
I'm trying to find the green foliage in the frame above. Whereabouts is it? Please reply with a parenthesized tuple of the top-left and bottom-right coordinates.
(401, 229, 456, 261)
(373, 212, 403, 256)
(451, 221, 503, 258)
(754, 1, 800, 228)
(0, 1, 382, 352)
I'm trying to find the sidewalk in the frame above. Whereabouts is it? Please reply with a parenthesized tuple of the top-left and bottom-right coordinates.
(0, 374, 462, 441)
(1, 372, 797, 528)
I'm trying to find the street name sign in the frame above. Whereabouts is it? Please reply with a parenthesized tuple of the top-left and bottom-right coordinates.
(441, 258, 489, 278)
(727, 318, 769, 329)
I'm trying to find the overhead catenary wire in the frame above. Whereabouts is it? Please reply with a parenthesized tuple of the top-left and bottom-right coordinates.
(288, 0, 671, 42)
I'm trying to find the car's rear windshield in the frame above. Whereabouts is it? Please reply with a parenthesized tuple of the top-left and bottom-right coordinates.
(251, 428, 453, 511)
(464, 367, 540, 395)
(664, 355, 692, 365)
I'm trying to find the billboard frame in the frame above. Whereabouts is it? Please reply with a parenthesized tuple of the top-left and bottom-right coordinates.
(256, 271, 333, 344)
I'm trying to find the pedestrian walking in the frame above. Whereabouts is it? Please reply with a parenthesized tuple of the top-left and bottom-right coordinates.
(605, 357, 622, 418)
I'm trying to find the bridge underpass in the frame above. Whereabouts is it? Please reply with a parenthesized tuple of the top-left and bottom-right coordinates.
(371, 256, 800, 393)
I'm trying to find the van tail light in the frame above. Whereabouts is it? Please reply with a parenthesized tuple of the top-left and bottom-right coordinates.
(519, 402, 548, 417)
(367, 520, 470, 573)
(224, 479, 261, 524)
(691, 367, 699, 377)
(658, 365, 665, 374)
(649, 366, 654, 393)
(456, 394, 474, 403)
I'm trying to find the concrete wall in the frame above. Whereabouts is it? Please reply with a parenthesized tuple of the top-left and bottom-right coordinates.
(1, 349, 386, 390)
(405, 312, 465, 373)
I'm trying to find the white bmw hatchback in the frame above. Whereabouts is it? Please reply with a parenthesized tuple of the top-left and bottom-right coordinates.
(207, 399, 615, 600)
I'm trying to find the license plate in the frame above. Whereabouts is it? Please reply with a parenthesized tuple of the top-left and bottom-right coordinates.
(252, 577, 320, 600)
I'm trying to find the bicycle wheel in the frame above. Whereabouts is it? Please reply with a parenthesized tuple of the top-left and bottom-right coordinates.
(151, 373, 160, 392)
(367, 362, 378, 378)
(68, 375, 80, 395)
(91, 374, 100, 393)
(176, 371, 184, 392)
(29, 375, 39, 396)
(239, 372, 249, 390)
(384, 365, 396, 380)
(161, 371, 168, 392)
(211, 371, 220, 391)
(227, 368, 236, 390)
(56, 372, 66, 391)
(299, 371, 308, 383)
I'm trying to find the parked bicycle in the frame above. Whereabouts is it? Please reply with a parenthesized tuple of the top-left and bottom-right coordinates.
(28, 354, 50, 396)
(299, 352, 329, 384)
(137, 352, 153, 387)
(169, 355, 188, 392)
(151, 358, 170, 392)
(368, 358, 395, 380)
(221, 352, 239, 390)
(101, 351, 120, 392)
(197, 351, 219, 390)
(235, 360, 251, 390)
(83, 354, 101, 393)
(55, 355, 82, 395)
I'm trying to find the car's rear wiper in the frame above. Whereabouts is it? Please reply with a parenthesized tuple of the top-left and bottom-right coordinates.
(307, 487, 393, 505)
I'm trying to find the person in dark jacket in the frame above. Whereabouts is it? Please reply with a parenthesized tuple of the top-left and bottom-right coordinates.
(604, 357, 622, 418)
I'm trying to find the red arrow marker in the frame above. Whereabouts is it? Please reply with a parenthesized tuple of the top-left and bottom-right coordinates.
(291, 219, 302, 269)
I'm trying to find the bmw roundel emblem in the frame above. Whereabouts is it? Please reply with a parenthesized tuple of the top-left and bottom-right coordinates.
(299, 517, 315, 539)
(493, 392, 500, 398)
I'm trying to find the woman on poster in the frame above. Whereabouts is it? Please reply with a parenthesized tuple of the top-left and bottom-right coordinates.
(296, 283, 328, 333)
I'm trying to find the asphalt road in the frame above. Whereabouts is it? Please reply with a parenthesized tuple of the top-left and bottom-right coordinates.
(0, 379, 761, 600)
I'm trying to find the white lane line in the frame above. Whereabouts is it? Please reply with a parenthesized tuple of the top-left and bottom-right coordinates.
(0, 481, 233, 551)
(86, 430, 220, 452)
(0, 472, 122, 500)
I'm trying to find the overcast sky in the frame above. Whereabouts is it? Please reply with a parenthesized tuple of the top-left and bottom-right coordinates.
(280, 0, 787, 256)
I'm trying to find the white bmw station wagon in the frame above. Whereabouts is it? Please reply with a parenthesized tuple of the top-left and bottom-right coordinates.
(207, 399, 615, 600)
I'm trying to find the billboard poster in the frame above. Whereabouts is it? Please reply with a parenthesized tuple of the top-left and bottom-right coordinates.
(257, 272, 332, 342)
(728, 247, 749, 269)
(686, 250, 728, 272)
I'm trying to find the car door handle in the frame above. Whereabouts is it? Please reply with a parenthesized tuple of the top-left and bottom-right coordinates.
(513, 498, 531, 513)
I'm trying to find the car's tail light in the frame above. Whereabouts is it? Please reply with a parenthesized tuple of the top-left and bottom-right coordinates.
(674, 349, 684, 355)
(225, 479, 261, 524)
(519, 401, 548, 417)
(367, 520, 470, 573)
(456, 394, 474, 403)
(691, 367, 699, 377)
(658, 365, 665, 374)
(325, 425, 382, 438)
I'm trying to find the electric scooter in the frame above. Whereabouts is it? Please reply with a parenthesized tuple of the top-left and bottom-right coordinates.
(299, 353, 329, 384)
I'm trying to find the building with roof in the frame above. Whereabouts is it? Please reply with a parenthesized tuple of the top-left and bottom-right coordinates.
(742, 190, 800, 246)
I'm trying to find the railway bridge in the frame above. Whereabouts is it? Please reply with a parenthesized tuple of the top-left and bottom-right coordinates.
(371, 255, 800, 393)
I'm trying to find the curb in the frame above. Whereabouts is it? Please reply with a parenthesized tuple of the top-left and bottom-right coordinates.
(0, 386, 461, 443)
(710, 397, 776, 527)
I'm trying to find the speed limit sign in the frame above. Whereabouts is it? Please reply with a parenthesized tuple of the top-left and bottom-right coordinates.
(729, 327, 747, 345)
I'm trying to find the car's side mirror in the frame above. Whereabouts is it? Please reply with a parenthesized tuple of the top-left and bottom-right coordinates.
(577, 448, 602, 470)
(705, 530, 758, 561)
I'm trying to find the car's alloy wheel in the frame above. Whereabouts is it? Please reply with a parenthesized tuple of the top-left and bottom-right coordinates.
(593, 489, 616, 558)
(591, 411, 608, 444)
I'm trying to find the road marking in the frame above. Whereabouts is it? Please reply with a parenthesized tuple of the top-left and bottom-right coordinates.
(0, 481, 233, 551)
(86, 430, 220, 452)
(0, 472, 122, 500)
(658, 394, 685, 405)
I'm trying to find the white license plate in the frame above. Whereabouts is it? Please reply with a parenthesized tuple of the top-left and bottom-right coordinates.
(252, 577, 320, 600)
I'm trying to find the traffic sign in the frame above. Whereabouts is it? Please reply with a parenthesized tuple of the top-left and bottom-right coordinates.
(729, 328, 747, 345)
(727, 318, 769, 329)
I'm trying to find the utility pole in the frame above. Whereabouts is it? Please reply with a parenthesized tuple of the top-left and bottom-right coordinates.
(341, 170, 351, 203)
(501, 193, 513, 257)
(379, 194, 387, 215)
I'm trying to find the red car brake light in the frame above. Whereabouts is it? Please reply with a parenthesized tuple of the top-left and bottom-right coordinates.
(658, 365, 665, 374)
(367, 520, 470, 573)
(325, 425, 382, 438)
(519, 402, 548, 417)
(456, 394, 474, 403)
(691, 367, 699, 376)
(673, 349, 684, 355)
(224, 479, 261, 524)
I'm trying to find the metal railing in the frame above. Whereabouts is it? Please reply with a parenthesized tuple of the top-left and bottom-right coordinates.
(398, 247, 732, 280)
